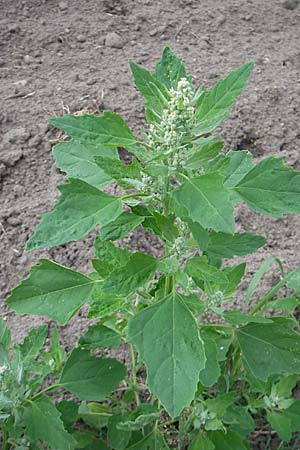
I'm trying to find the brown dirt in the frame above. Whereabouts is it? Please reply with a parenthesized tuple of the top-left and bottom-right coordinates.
(1, 0, 300, 448)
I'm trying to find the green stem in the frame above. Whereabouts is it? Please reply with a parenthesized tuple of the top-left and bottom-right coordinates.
(121, 192, 148, 200)
(30, 383, 61, 400)
(250, 272, 294, 315)
(1, 428, 8, 450)
(130, 344, 140, 407)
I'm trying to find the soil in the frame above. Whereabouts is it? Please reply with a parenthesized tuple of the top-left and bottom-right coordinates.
(1, 0, 300, 448)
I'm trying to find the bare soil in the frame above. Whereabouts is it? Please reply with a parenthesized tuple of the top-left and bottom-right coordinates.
(1, 0, 300, 448)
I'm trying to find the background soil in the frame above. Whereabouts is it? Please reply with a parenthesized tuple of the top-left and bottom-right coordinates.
(1, 0, 300, 448)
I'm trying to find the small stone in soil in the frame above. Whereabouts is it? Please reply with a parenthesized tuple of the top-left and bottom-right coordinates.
(105, 32, 124, 49)
(76, 34, 86, 43)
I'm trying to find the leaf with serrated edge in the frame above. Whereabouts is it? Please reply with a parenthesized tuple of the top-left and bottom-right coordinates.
(100, 212, 144, 241)
(154, 46, 188, 89)
(60, 348, 126, 400)
(26, 178, 123, 250)
(128, 292, 205, 417)
(53, 140, 117, 188)
(172, 173, 234, 233)
(26, 396, 77, 450)
(78, 324, 121, 349)
(50, 111, 137, 150)
(194, 62, 253, 135)
(6, 259, 96, 325)
(237, 318, 300, 380)
(207, 231, 266, 258)
(234, 157, 300, 216)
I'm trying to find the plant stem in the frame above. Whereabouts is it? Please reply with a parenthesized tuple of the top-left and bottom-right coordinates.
(1, 428, 8, 450)
(30, 383, 61, 400)
(130, 343, 140, 407)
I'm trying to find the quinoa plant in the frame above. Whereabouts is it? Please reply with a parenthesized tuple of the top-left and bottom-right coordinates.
(2, 48, 300, 449)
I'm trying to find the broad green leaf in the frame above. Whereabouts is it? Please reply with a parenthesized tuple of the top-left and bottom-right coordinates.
(94, 237, 132, 267)
(267, 410, 292, 442)
(208, 429, 248, 450)
(272, 374, 297, 399)
(205, 393, 235, 418)
(194, 62, 253, 135)
(117, 404, 159, 431)
(186, 142, 224, 169)
(53, 140, 117, 188)
(245, 256, 277, 305)
(172, 173, 234, 233)
(26, 396, 77, 450)
(128, 292, 206, 417)
(102, 252, 158, 296)
(94, 155, 141, 188)
(201, 327, 233, 361)
(199, 338, 221, 387)
(189, 433, 215, 450)
(284, 400, 300, 432)
(182, 293, 206, 315)
(139, 209, 178, 241)
(50, 111, 137, 150)
(56, 400, 79, 432)
(236, 318, 300, 380)
(222, 263, 246, 295)
(154, 46, 188, 89)
(206, 232, 266, 259)
(60, 348, 126, 400)
(78, 402, 111, 430)
(6, 259, 95, 325)
(224, 150, 255, 198)
(234, 157, 300, 216)
(186, 256, 229, 291)
(126, 430, 169, 449)
(72, 433, 109, 450)
(78, 324, 121, 349)
(87, 286, 125, 319)
(130, 61, 169, 120)
(224, 405, 255, 437)
(108, 413, 132, 450)
(269, 297, 300, 312)
(26, 178, 123, 250)
(188, 220, 210, 251)
(224, 311, 272, 325)
(15, 325, 48, 368)
(100, 212, 144, 241)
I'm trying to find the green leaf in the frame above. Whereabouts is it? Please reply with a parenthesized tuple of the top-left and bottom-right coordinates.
(94, 155, 141, 188)
(222, 263, 246, 295)
(234, 157, 300, 216)
(189, 433, 215, 450)
(15, 325, 48, 368)
(224, 311, 272, 325)
(236, 318, 300, 380)
(26, 178, 123, 250)
(50, 112, 137, 150)
(78, 402, 111, 430)
(6, 259, 95, 325)
(284, 400, 300, 433)
(53, 140, 117, 188)
(126, 430, 169, 449)
(26, 396, 77, 450)
(199, 338, 221, 387)
(186, 142, 224, 169)
(206, 232, 266, 259)
(154, 47, 188, 89)
(94, 237, 132, 267)
(78, 324, 121, 349)
(102, 252, 158, 296)
(172, 173, 234, 233)
(186, 256, 229, 292)
(128, 292, 206, 417)
(205, 393, 235, 418)
(108, 413, 132, 450)
(224, 405, 255, 437)
(60, 348, 126, 400)
(224, 150, 255, 200)
(87, 286, 125, 319)
(287, 269, 300, 292)
(245, 256, 277, 305)
(194, 62, 253, 135)
(0, 318, 11, 350)
(100, 212, 144, 241)
(267, 410, 292, 442)
(208, 429, 248, 450)
(129, 61, 169, 120)
(56, 400, 79, 432)
(269, 297, 300, 312)
(117, 404, 159, 431)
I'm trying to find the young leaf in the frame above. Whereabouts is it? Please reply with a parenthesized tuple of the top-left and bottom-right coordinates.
(26, 178, 123, 250)
(194, 62, 253, 135)
(189, 433, 215, 450)
(6, 259, 95, 325)
(267, 410, 292, 442)
(60, 348, 126, 400)
(100, 212, 144, 241)
(94, 237, 132, 267)
(154, 46, 188, 89)
(108, 413, 132, 450)
(78, 401, 111, 430)
(186, 256, 229, 291)
(172, 173, 234, 233)
(87, 286, 125, 319)
(129, 61, 169, 120)
(199, 338, 221, 387)
(26, 396, 77, 450)
(224, 405, 255, 437)
(50, 111, 137, 150)
(208, 429, 249, 450)
(15, 325, 48, 368)
(224, 150, 255, 190)
(53, 140, 117, 188)
(126, 430, 170, 449)
(236, 318, 300, 380)
(78, 324, 121, 349)
(94, 155, 141, 188)
(102, 252, 158, 296)
(206, 232, 266, 259)
(128, 292, 206, 417)
(186, 142, 224, 169)
(222, 263, 246, 295)
(117, 404, 159, 431)
(234, 157, 300, 216)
